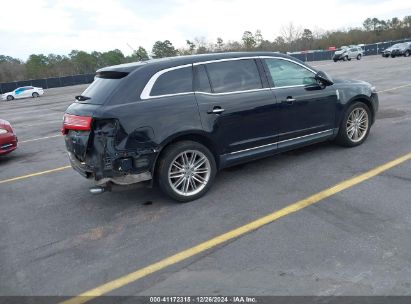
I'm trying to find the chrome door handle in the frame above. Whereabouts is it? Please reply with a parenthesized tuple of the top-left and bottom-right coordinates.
(208, 107, 225, 114)
(282, 97, 296, 104)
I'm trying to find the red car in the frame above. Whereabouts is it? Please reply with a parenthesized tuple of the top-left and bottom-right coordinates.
(0, 119, 17, 155)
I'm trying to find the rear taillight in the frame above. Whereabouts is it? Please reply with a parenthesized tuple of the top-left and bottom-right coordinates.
(61, 114, 92, 135)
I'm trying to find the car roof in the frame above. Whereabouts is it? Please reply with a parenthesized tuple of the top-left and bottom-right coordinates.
(97, 52, 294, 73)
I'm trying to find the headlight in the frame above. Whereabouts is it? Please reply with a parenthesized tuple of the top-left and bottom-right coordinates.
(371, 86, 377, 93)
(0, 128, 8, 135)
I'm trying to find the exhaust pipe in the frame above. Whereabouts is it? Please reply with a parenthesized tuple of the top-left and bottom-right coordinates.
(89, 186, 106, 195)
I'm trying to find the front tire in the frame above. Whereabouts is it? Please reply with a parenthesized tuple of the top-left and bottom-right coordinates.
(335, 102, 371, 147)
(157, 141, 217, 202)
(6, 95, 14, 101)
(404, 51, 410, 57)
(343, 56, 348, 61)
(357, 54, 362, 60)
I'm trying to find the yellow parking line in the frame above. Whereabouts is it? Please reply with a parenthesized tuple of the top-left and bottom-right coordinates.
(0, 166, 71, 185)
(61, 151, 411, 304)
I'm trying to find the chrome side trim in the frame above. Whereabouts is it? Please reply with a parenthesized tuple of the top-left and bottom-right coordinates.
(277, 129, 332, 144)
(195, 88, 271, 96)
(140, 55, 317, 100)
(193, 56, 262, 66)
(271, 84, 305, 90)
(258, 56, 317, 74)
(140, 64, 192, 100)
(230, 141, 278, 155)
(229, 129, 333, 155)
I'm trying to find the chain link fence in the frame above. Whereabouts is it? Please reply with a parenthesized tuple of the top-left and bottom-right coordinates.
(289, 38, 411, 62)
(0, 74, 95, 94)
(1, 38, 411, 94)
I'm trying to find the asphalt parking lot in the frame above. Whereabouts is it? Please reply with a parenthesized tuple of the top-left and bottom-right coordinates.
(1, 55, 411, 301)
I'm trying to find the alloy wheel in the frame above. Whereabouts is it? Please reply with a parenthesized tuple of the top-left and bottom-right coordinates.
(168, 150, 211, 197)
(346, 108, 369, 143)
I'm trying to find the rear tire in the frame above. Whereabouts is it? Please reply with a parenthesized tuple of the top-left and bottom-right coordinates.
(347, 57, 351, 61)
(32, 92, 39, 98)
(335, 102, 371, 147)
(404, 51, 410, 57)
(157, 141, 217, 202)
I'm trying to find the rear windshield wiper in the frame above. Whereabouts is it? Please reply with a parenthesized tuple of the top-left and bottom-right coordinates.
(75, 95, 91, 101)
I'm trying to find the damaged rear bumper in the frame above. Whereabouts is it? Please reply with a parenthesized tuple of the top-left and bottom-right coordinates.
(64, 118, 158, 186)
(67, 150, 153, 185)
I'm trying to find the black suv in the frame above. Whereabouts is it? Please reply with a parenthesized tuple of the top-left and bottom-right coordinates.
(63, 52, 379, 202)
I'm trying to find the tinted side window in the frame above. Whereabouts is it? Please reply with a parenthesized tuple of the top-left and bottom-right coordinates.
(195, 65, 211, 93)
(264, 59, 316, 87)
(151, 67, 193, 96)
(205, 59, 262, 93)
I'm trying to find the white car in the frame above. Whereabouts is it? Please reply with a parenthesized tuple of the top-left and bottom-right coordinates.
(1, 86, 44, 101)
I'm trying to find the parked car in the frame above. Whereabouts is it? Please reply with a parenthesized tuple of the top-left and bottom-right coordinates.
(0, 119, 17, 155)
(381, 42, 411, 57)
(1, 86, 44, 101)
(333, 46, 364, 62)
(62, 52, 379, 202)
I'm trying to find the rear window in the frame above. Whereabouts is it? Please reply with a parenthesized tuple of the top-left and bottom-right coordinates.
(78, 77, 122, 104)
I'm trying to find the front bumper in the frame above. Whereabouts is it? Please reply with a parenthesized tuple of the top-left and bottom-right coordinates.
(370, 92, 379, 125)
(0, 134, 18, 155)
(390, 50, 404, 56)
(333, 54, 345, 60)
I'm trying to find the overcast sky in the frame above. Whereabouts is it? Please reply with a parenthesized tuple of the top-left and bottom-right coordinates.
(1, 0, 411, 60)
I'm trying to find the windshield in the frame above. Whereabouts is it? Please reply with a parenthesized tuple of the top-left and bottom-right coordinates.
(77, 77, 122, 104)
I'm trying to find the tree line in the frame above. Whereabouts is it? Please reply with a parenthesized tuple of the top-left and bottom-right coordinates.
(1, 15, 411, 83)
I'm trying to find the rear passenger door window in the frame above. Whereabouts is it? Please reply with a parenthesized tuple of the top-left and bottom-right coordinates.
(205, 59, 262, 93)
(150, 66, 193, 97)
(194, 65, 212, 93)
(263, 58, 316, 87)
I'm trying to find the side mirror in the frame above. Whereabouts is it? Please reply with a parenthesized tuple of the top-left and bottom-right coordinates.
(315, 71, 334, 86)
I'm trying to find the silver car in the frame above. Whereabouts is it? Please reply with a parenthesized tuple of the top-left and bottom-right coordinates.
(333, 46, 364, 62)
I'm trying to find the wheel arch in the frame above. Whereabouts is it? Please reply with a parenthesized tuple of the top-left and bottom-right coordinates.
(340, 95, 375, 125)
(151, 131, 220, 182)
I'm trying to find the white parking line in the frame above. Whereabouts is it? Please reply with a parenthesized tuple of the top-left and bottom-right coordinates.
(311, 63, 334, 68)
(15, 120, 61, 127)
(19, 134, 61, 143)
(377, 83, 411, 93)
